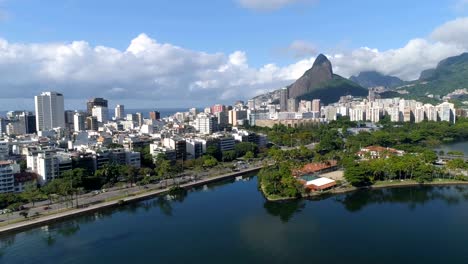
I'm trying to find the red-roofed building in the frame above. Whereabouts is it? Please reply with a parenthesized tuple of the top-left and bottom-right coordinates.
(292, 160, 338, 177)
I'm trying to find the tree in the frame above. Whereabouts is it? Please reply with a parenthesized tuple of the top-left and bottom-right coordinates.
(244, 151, 255, 160)
(19, 210, 29, 219)
(235, 142, 258, 157)
(222, 150, 237, 162)
(21, 181, 40, 206)
(344, 163, 372, 187)
(206, 145, 222, 161)
(203, 156, 218, 168)
(156, 159, 171, 179)
(421, 150, 438, 164)
(124, 165, 139, 186)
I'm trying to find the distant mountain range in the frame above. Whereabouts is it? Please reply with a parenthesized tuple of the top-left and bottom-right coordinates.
(254, 54, 368, 105)
(349, 71, 404, 88)
(398, 52, 468, 97)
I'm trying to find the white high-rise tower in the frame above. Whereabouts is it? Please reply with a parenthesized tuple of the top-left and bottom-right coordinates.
(34, 92, 65, 131)
(115, 104, 124, 120)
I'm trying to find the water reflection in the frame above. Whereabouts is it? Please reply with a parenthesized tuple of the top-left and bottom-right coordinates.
(263, 200, 306, 223)
(0, 235, 15, 257)
(336, 186, 468, 212)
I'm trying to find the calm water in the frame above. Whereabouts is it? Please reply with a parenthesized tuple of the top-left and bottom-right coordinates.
(2, 176, 468, 264)
(435, 141, 468, 156)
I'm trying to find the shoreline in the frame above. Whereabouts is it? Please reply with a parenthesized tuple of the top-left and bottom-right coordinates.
(0, 166, 263, 236)
(263, 179, 468, 201)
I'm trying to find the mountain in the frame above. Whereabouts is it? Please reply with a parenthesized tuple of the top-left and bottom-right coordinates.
(287, 54, 368, 104)
(418, 69, 436, 81)
(401, 52, 468, 96)
(349, 71, 404, 88)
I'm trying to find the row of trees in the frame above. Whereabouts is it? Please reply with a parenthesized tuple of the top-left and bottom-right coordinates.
(344, 154, 445, 186)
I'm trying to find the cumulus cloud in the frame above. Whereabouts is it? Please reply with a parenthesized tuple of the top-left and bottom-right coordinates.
(237, 0, 313, 11)
(0, 33, 308, 106)
(330, 39, 464, 80)
(1, 17, 468, 108)
(431, 17, 468, 49)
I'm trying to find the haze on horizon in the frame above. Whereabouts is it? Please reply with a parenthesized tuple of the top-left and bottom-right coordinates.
(1, 0, 468, 110)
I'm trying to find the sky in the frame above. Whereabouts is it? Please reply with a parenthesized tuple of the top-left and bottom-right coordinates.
(1, 0, 468, 110)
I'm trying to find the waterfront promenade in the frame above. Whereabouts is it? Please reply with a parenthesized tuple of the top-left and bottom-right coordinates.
(0, 166, 263, 235)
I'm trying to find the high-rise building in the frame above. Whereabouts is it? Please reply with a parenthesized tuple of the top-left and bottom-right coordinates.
(64, 110, 75, 130)
(228, 110, 247, 126)
(0, 161, 19, 193)
(136, 112, 144, 126)
(247, 99, 256, 110)
(0, 118, 6, 135)
(86, 116, 99, 131)
(13, 111, 36, 134)
(436, 102, 456, 123)
(92, 106, 108, 124)
(312, 99, 321, 113)
(35, 91, 65, 131)
(87, 98, 108, 116)
(280, 87, 288, 112)
(149, 111, 161, 120)
(287, 98, 298, 112)
(211, 104, 225, 114)
(194, 113, 217, 134)
(115, 104, 124, 120)
(74, 112, 86, 131)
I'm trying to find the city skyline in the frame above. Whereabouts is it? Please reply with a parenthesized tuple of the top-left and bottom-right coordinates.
(1, 1, 468, 109)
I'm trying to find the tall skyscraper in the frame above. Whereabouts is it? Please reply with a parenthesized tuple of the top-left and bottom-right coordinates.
(280, 87, 288, 112)
(136, 112, 144, 126)
(74, 112, 86, 132)
(92, 106, 108, 124)
(87, 98, 108, 116)
(115, 105, 124, 120)
(34, 92, 65, 131)
(149, 111, 161, 120)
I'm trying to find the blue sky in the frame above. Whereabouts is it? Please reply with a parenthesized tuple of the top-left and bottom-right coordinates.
(0, 0, 461, 66)
(0, 0, 468, 110)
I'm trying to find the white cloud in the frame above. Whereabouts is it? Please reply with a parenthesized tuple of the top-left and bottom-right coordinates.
(330, 39, 464, 80)
(237, 0, 313, 11)
(1, 17, 468, 109)
(431, 17, 468, 49)
(281, 40, 317, 58)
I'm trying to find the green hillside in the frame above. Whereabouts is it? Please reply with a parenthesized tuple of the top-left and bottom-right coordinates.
(401, 52, 468, 96)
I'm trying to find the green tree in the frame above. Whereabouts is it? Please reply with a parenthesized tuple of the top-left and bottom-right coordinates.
(206, 145, 222, 161)
(203, 156, 218, 168)
(222, 150, 237, 162)
(235, 142, 258, 157)
(244, 151, 255, 160)
(21, 181, 41, 206)
(344, 163, 372, 187)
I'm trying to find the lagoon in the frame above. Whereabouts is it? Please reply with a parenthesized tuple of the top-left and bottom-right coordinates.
(1, 175, 468, 264)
